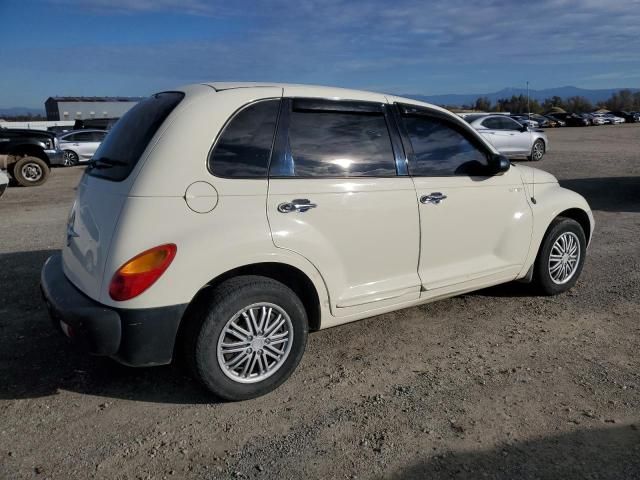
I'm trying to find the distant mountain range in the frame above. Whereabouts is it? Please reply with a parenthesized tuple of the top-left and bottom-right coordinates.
(0, 107, 45, 117)
(403, 86, 640, 107)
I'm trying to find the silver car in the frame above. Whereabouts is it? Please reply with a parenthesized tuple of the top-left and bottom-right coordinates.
(465, 114, 548, 161)
(58, 129, 107, 166)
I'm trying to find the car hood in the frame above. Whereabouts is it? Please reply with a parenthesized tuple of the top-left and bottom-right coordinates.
(514, 164, 558, 184)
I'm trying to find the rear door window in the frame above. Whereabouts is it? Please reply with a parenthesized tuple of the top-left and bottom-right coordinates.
(87, 92, 184, 181)
(274, 100, 396, 177)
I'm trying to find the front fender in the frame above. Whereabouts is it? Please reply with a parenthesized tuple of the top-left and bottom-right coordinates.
(519, 183, 594, 277)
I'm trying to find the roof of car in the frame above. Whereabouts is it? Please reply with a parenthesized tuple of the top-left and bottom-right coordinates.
(60, 129, 107, 136)
(199, 82, 446, 112)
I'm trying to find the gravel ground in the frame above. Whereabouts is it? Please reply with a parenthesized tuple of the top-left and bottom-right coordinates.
(1, 124, 639, 479)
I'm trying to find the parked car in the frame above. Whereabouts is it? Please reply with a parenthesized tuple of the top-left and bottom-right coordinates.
(510, 115, 539, 128)
(47, 125, 73, 135)
(610, 111, 639, 123)
(545, 115, 566, 127)
(528, 114, 552, 128)
(549, 113, 589, 127)
(578, 113, 603, 126)
(600, 113, 625, 125)
(465, 114, 548, 161)
(0, 169, 8, 197)
(0, 127, 64, 186)
(74, 118, 118, 130)
(41, 83, 593, 401)
(58, 129, 107, 166)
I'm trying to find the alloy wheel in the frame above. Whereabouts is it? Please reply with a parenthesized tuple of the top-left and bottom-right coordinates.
(217, 302, 293, 384)
(548, 232, 581, 284)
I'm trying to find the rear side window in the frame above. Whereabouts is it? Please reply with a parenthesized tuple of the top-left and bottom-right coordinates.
(283, 108, 395, 177)
(402, 115, 489, 176)
(209, 99, 280, 178)
(87, 92, 184, 181)
(74, 131, 94, 142)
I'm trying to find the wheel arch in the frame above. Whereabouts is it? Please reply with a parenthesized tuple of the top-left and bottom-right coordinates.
(174, 261, 323, 359)
(7, 145, 50, 165)
(557, 207, 591, 245)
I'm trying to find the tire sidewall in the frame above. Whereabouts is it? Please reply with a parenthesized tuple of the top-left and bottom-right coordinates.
(535, 218, 586, 295)
(193, 279, 308, 401)
(532, 139, 545, 161)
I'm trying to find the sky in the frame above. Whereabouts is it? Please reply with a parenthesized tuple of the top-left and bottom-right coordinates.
(1, 0, 639, 108)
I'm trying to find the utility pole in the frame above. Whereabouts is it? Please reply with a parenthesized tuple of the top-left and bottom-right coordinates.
(527, 81, 530, 119)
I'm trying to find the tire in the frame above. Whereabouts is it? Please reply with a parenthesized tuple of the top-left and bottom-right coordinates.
(62, 150, 79, 166)
(529, 139, 545, 161)
(183, 275, 308, 401)
(12, 156, 50, 187)
(533, 217, 586, 296)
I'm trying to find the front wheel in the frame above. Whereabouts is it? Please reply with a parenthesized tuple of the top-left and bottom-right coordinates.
(534, 218, 586, 295)
(183, 276, 308, 401)
(12, 156, 50, 187)
(529, 139, 545, 161)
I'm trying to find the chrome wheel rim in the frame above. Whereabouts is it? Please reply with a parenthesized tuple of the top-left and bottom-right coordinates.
(532, 141, 544, 160)
(548, 232, 580, 284)
(21, 162, 43, 182)
(63, 151, 77, 166)
(217, 302, 293, 384)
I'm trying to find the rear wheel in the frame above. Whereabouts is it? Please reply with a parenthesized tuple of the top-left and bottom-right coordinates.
(183, 275, 308, 401)
(529, 139, 545, 161)
(62, 150, 79, 166)
(533, 218, 586, 295)
(12, 156, 50, 187)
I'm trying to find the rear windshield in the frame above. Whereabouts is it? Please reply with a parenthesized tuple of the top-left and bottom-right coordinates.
(87, 91, 184, 181)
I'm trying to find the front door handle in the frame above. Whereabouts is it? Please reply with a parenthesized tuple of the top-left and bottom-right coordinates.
(278, 199, 317, 213)
(420, 192, 447, 205)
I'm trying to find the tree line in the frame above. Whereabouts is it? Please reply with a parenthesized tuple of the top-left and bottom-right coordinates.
(462, 89, 640, 114)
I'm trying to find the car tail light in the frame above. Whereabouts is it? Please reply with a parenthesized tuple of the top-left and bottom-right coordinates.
(109, 244, 177, 301)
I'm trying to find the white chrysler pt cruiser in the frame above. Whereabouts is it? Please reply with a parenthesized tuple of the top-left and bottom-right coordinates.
(41, 83, 593, 400)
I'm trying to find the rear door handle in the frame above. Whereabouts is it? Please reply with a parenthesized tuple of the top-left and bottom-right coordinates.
(278, 199, 317, 213)
(420, 192, 447, 205)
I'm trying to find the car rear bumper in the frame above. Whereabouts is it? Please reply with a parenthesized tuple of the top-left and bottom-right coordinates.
(41, 253, 187, 366)
(45, 148, 65, 166)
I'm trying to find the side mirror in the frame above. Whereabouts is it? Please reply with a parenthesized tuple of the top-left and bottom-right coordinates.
(520, 124, 529, 132)
(488, 153, 510, 175)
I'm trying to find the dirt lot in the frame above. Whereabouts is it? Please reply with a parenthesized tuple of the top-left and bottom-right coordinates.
(1, 124, 639, 479)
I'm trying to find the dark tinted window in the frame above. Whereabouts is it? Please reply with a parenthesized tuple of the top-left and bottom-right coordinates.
(62, 133, 78, 142)
(92, 131, 107, 142)
(402, 115, 489, 176)
(285, 109, 395, 177)
(481, 117, 502, 129)
(209, 99, 280, 178)
(87, 92, 184, 182)
(74, 131, 94, 142)
(483, 117, 520, 130)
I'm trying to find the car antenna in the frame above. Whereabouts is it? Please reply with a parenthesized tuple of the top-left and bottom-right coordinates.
(531, 169, 537, 204)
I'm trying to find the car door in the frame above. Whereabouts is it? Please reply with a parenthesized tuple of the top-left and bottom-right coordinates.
(477, 117, 514, 155)
(501, 117, 532, 155)
(395, 104, 533, 293)
(267, 97, 421, 317)
(71, 131, 95, 160)
(87, 131, 106, 159)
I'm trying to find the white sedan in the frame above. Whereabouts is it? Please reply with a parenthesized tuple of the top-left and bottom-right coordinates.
(58, 130, 107, 166)
(465, 114, 549, 161)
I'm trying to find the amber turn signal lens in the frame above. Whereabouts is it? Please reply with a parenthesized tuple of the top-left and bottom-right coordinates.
(109, 244, 177, 301)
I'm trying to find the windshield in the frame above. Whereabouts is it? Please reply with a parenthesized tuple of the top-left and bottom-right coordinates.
(87, 91, 184, 181)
